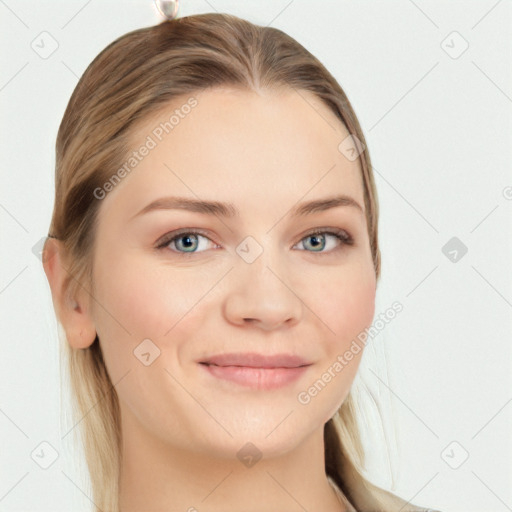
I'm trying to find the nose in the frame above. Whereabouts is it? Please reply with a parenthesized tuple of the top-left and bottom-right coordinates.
(223, 252, 303, 331)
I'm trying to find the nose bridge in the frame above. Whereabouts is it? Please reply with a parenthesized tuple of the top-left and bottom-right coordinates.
(235, 231, 288, 286)
(236, 232, 274, 269)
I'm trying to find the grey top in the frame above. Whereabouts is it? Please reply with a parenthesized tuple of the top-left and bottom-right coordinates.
(327, 476, 442, 512)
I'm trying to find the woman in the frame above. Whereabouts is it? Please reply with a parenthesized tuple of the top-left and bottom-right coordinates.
(43, 12, 442, 512)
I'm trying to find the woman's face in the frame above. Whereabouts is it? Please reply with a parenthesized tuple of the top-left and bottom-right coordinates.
(89, 87, 376, 458)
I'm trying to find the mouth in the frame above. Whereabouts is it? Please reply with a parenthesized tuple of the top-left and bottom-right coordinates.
(199, 352, 311, 368)
(198, 352, 312, 390)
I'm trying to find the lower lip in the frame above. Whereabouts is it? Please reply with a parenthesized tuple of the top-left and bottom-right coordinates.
(200, 364, 310, 390)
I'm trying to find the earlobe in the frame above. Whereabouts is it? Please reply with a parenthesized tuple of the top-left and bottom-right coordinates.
(42, 237, 97, 349)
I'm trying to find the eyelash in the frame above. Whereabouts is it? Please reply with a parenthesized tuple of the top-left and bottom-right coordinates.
(155, 228, 354, 257)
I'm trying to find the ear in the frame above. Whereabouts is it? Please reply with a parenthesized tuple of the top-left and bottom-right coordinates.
(42, 237, 96, 349)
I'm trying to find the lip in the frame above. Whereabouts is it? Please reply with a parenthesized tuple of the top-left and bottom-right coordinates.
(198, 352, 312, 390)
(199, 352, 311, 368)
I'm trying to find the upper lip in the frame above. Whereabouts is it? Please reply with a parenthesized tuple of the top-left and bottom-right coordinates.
(199, 352, 312, 368)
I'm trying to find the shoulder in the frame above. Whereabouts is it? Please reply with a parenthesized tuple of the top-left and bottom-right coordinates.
(351, 477, 442, 512)
(327, 475, 443, 512)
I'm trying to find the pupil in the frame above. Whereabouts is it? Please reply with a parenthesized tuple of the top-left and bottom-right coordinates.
(181, 235, 196, 250)
(310, 235, 324, 250)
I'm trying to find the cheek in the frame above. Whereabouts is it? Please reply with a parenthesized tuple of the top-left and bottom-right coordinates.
(89, 254, 203, 428)
(295, 264, 376, 423)
(314, 263, 376, 350)
(92, 252, 206, 342)
(334, 278, 375, 343)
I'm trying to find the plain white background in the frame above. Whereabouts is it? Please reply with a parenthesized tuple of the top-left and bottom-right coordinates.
(1, 1, 511, 511)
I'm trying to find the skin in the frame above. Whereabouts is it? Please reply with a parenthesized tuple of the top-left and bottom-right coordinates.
(44, 87, 376, 512)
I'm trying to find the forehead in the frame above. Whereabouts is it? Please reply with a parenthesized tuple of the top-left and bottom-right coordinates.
(106, 87, 365, 218)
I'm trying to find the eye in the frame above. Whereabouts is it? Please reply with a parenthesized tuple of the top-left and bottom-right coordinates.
(155, 229, 218, 255)
(294, 229, 354, 254)
(155, 227, 353, 256)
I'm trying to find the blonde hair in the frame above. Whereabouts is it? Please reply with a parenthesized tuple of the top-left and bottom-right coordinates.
(45, 12, 427, 512)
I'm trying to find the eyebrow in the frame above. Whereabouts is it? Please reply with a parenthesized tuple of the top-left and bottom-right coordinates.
(131, 194, 363, 220)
